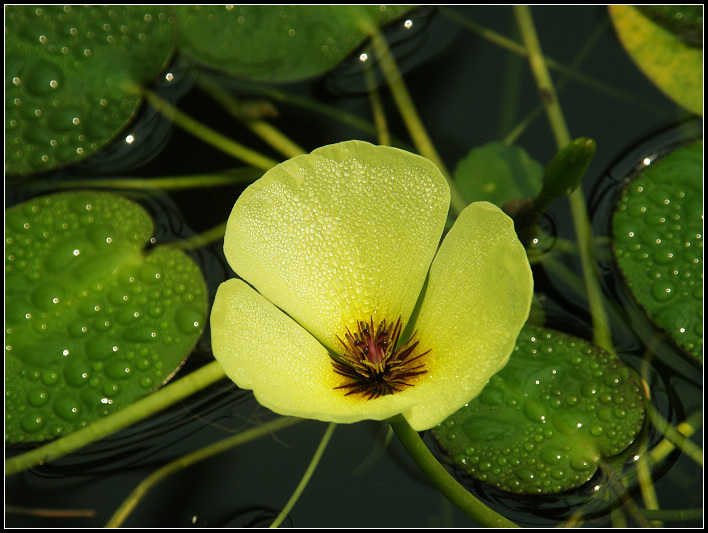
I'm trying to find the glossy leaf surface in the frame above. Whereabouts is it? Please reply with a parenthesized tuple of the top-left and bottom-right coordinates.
(5, 192, 207, 443)
(432, 325, 645, 494)
(612, 141, 703, 362)
(174, 5, 412, 82)
(5, 5, 175, 176)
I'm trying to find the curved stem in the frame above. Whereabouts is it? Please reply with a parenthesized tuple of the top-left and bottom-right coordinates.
(197, 76, 306, 159)
(388, 415, 518, 527)
(5, 361, 227, 475)
(440, 8, 667, 118)
(140, 87, 279, 171)
(169, 221, 227, 250)
(270, 422, 337, 528)
(514, 5, 614, 352)
(106, 416, 302, 527)
(647, 407, 703, 467)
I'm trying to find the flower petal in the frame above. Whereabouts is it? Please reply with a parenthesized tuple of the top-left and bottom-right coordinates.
(223, 141, 450, 350)
(398, 202, 534, 431)
(211, 278, 439, 424)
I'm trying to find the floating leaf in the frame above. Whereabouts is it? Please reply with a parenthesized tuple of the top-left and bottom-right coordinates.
(5, 191, 208, 443)
(636, 5, 703, 47)
(173, 5, 412, 82)
(453, 142, 543, 207)
(432, 326, 645, 494)
(612, 141, 703, 362)
(609, 5, 703, 116)
(5, 5, 175, 176)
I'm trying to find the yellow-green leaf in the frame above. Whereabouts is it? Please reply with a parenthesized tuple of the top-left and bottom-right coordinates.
(609, 5, 702, 116)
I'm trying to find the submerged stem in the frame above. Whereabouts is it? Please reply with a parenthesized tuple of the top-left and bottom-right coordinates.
(388, 415, 518, 527)
(106, 416, 302, 527)
(514, 5, 613, 352)
(140, 87, 279, 171)
(5, 361, 227, 475)
(270, 422, 337, 528)
(197, 76, 306, 159)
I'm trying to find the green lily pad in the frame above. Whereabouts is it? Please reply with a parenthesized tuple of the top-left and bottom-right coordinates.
(5, 5, 175, 176)
(5, 191, 208, 443)
(432, 325, 645, 495)
(612, 141, 703, 362)
(609, 5, 703, 116)
(453, 142, 543, 207)
(173, 5, 412, 82)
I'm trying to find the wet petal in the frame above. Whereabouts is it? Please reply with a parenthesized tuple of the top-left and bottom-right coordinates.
(398, 202, 534, 431)
(211, 278, 440, 424)
(223, 141, 449, 351)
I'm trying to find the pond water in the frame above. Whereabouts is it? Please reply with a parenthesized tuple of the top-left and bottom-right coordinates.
(6, 6, 702, 527)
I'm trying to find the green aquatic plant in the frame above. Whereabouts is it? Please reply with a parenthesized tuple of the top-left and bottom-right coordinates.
(432, 325, 645, 494)
(211, 141, 533, 430)
(5, 191, 207, 443)
(5, 5, 702, 529)
(612, 141, 703, 362)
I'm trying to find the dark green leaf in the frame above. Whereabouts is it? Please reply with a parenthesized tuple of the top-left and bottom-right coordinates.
(612, 141, 703, 362)
(432, 325, 645, 494)
(173, 5, 413, 82)
(5, 5, 175, 176)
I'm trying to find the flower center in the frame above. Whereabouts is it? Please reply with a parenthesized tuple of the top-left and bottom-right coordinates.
(329, 316, 428, 400)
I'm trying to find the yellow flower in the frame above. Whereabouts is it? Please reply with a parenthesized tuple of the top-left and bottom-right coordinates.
(211, 141, 533, 431)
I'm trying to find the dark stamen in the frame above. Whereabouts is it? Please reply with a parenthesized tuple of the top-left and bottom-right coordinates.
(329, 316, 428, 400)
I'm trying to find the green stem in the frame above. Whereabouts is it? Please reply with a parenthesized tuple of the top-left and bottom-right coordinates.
(440, 7, 668, 118)
(6, 505, 95, 518)
(641, 508, 703, 522)
(503, 14, 612, 146)
(197, 77, 306, 159)
(270, 422, 337, 528)
(600, 462, 653, 528)
(388, 415, 518, 527)
(636, 438, 664, 527)
(106, 416, 302, 527)
(514, 5, 613, 352)
(647, 407, 703, 467)
(222, 80, 411, 150)
(5, 361, 227, 475)
(34, 168, 264, 192)
(367, 28, 468, 217)
(140, 88, 280, 171)
(363, 50, 391, 146)
(168, 222, 227, 250)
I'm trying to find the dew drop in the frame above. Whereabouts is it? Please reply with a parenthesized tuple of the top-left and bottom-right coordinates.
(53, 394, 81, 421)
(26, 389, 49, 407)
(20, 413, 46, 433)
(24, 60, 63, 95)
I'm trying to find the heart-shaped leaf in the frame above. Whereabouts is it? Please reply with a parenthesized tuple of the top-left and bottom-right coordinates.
(5, 5, 175, 176)
(453, 142, 543, 207)
(173, 5, 413, 82)
(612, 141, 703, 362)
(432, 325, 645, 494)
(5, 191, 208, 443)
